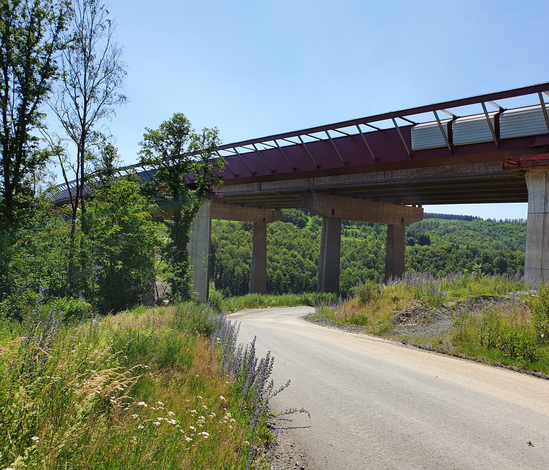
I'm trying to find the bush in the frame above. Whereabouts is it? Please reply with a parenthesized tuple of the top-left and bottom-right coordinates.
(352, 280, 382, 305)
(208, 289, 224, 313)
(498, 327, 538, 361)
(529, 283, 549, 340)
(45, 297, 92, 323)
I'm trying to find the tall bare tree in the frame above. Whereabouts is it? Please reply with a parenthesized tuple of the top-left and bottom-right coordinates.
(53, 0, 126, 221)
(52, 0, 126, 292)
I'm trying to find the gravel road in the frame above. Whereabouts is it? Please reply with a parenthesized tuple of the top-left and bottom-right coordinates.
(230, 306, 549, 470)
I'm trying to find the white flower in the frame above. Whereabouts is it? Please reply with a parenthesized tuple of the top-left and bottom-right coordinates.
(189, 426, 195, 430)
(153, 421, 160, 426)
(31, 436, 40, 443)
(190, 409, 197, 414)
(168, 419, 176, 425)
(168, 411, 175, 417)
(138, 424, 144, 429)
(220, 395, 226, 401)
(157, 417, 163, 421)
(157, 401, 164, 406)
(197, 395, 203, 399)
(202, 404, 208, 410)
(185, 436, 193, 442)
(137, 402, 147, 407)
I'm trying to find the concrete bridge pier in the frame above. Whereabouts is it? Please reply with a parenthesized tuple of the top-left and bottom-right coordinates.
(188, 203, 283, 302)
(385, 223, 406, 281)
(251, 222, 267, 294)
(318, 217, 342, 293)
(525, 168, 549, 282)
(187, 199, 212, 303)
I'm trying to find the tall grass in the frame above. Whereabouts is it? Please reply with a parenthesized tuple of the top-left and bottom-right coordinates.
(313, 273, 549, 374)
(210, 291, 335, 313)
(0, 295, 277, 469)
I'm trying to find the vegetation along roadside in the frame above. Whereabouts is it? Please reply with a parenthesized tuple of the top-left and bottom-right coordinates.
(308, 273, 549, 377)
(0, 296, 285, 469)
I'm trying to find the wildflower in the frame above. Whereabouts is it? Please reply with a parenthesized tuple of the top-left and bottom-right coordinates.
(185, 436, 193, 442)
(131, 414, 139, 419)
(31, 436, 39, 443)
(189, 426, 195, 431)
(138, 424, 144, 429)
(197, 395, 203, 399)
(202, 404, 208, 409)
(168, 419, 176, 425)
(153, 422, 160, 426)
(157, 401, 164, 406)
(199, 432, 210, 438)
(137, 402, 147, 407)
(220, 395, 226, 401)
(157, 417, 163, 421)
(190, 409, 197, 414)
(168, 411, 175, 417)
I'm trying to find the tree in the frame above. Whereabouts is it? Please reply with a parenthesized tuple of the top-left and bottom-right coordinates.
(87, 176, 161, 313)
(139, 113, 222, 302)
(52, 0, 126, 294)
(0, 0, 71, 227)
(53, 0, 126, 219)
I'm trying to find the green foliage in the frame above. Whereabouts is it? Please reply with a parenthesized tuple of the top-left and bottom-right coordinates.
(497, 327, 538, 361)
(0, 303, 268, 469)
(528, 283, 549, 340)
(87, 177, 161, 313)
(0, 201, 71, 320)
(139, 113, 223, 302)
(216, 292, 334, 312)
(351, 280, 382, 305)
(0, 0, 71, 226)
(44, 297, 91, 323)
(212, 212, 526, 298)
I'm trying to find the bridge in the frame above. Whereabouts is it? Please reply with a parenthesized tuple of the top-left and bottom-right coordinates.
(54, 83, 549, 302)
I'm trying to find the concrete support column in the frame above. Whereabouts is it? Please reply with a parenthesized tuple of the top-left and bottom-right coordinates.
(251, 222, 267, 294)
(188, 199, 212, 303)
(525, 168, 549, 282)
(318, 217, 341, 293)
(385, 223, 406, 282)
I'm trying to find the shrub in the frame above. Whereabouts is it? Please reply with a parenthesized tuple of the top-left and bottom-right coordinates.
(498, 327, 538, 361)
(45, 297, 91, 323)
(352, 280, 382, 305)
(529, 283, 549, 340)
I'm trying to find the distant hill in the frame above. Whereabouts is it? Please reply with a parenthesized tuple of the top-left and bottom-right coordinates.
(210, 209, 526, 297)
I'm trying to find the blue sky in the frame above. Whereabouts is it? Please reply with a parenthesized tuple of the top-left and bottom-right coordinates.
(55, 0, 549, 220)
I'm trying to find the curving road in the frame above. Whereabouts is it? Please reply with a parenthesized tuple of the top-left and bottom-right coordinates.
(230, 306, 549, 470)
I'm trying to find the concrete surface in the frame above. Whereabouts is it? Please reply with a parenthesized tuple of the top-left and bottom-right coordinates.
(525, 168, 549, 282)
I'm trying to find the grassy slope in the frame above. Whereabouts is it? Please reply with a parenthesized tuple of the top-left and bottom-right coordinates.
(0, 304, 273, 470)
(311, 276, 549, 376)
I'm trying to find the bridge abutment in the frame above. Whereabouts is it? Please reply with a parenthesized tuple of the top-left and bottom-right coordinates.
(525, 168, 549, 282)
(318, 217, 342, 293)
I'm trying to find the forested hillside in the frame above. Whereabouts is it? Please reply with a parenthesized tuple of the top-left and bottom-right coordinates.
(210, 209, 526, 297)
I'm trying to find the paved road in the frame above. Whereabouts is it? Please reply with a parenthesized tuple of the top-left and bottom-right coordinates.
(230, 306, 549, 470)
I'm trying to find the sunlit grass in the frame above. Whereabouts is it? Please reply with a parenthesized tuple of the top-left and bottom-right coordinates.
(0, 301, 272, 469)
(312, 273, 549, 374)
